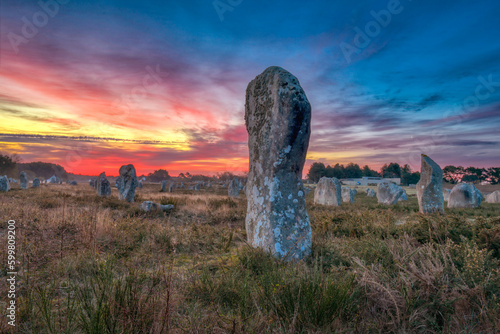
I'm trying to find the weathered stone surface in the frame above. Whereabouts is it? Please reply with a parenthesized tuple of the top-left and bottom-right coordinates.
(32, 178, 40, 188)
(352, 189, 358, 196)
(115, 176, 123, 189)
(416, 155, 444, 214)
(366, 189, 376, 197)
(377, 182, 404, 205)
(398, 190, 408, 202)
(0, 175, 10, 192)
(97, 172, 111, 197)
(486, 191, 500, 203)
(118, 164, 138, 202)
(228, 179, 240, 198)
(169, 183, 174, 193)
(341, 186, 354, 203)
(161, 180, 167, 192)
(245, 66, 312, 260)
(140, 201, 174, 212)
(447, 183, 482, 208)
(315, 177, 342, 206)
(138, 181, 143, 189)
(19, 171, 28, 189)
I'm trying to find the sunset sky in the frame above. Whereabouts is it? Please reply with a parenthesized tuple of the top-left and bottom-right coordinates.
(1, 0, 499, 176)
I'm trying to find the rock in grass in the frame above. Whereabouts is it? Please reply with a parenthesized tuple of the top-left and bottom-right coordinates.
(366, 189, 376, 197)
(245, 66, 312, 260)
(377, 182, 404, 205)
(118, 164, 138, 202)
(416, 155, 444, 214)
(19, 171, 28, 189)
(0, 175, 10, 192)
(140, 201, 174, 212)
(48, 175, 59, 184)
(486, 191, 500, 203)
(70, 181, 78, 186)
(228, 178, 240, 198)
(398, 190, 408, 202)
(314, 177, 342, 206)
(32, 178, 40, 188)
(447, 183, 482, 208)
(341, 186, 354, 203)
(161, 180, 167, 192)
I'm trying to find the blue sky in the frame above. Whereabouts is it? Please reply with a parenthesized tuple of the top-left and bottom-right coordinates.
(0, 0, 499, 175)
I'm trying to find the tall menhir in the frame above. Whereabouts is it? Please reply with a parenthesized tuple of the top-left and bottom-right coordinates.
(244, 66, 312, 260)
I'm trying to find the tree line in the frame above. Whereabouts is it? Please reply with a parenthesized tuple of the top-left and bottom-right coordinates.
(306, 162, 420, 185)
(307, 161, 500, 185)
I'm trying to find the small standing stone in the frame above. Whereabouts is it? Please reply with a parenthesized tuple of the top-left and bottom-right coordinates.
(70, 181, 78, 186)
(118, 164, 138, 202)
(416, 155, 444, 214)
(486, 191, 500, 203)
(32, 178, 40, 188)
(97, 172, 111, 197)
(161, 180, 167, 192)
(19, 171, 28, 189)
(228, 179, 240, 198)
(140, 201, 174, 212)
(169, 183, 174, 192)
(366, 189, 376, 197)
(314, 177, 342, 206)
(0, 175, 10, 192)
(377, 182, 404, 205)
(341, 186, 354, 203)
(447, 183, 482, 208)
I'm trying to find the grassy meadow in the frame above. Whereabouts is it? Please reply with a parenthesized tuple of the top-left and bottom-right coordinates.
(1, 182, 500, 333)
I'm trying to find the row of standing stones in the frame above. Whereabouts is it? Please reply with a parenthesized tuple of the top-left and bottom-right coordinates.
(1, 67, 499, 261)
(0, 173, 64, 192)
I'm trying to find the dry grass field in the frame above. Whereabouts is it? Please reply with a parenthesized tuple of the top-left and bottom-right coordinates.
(1, 182, 500, 333)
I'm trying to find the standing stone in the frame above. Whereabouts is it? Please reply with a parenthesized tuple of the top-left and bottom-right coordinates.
(366, 189, 376, 197)
(89, 179, 95, 187)
(195, 183, 201, 191)
(0, 175, 10, 192)
(416, 155, 444, 214)
(70, 181, 78, 186)
(314, 177, 341, 206)
(448, 183, 482, 208)
(341, 187, 354, 203)
(140, 201, 174, 212)
(169, 183, 174, 193)
(32, 178, 40, 188)
(118, 164, 138, 202)
(228, 179, 240, 198)
(19, 171, 28, 189)
(245, 66, 312, 260)
(161, 180, 167, 192)
(138, 181, 143, 188)
(486, 191, 500, 203)
(377, 182, 404, 205)
(48, 175, 59, 184)
(97, 172, 111, 197)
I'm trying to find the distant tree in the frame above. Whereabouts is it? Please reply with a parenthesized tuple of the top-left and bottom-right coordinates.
(344, 163, 362, 178)
(147, 169, 171, 182)
(381, 163, 402, 178)
(331, 163, 346, 179)
(486, 168, 500, 184)
(362, 165, 379, 177)
(307, 162, 326, 183)
(19, 161, 68, 180)
(0, 153, 18, 177)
